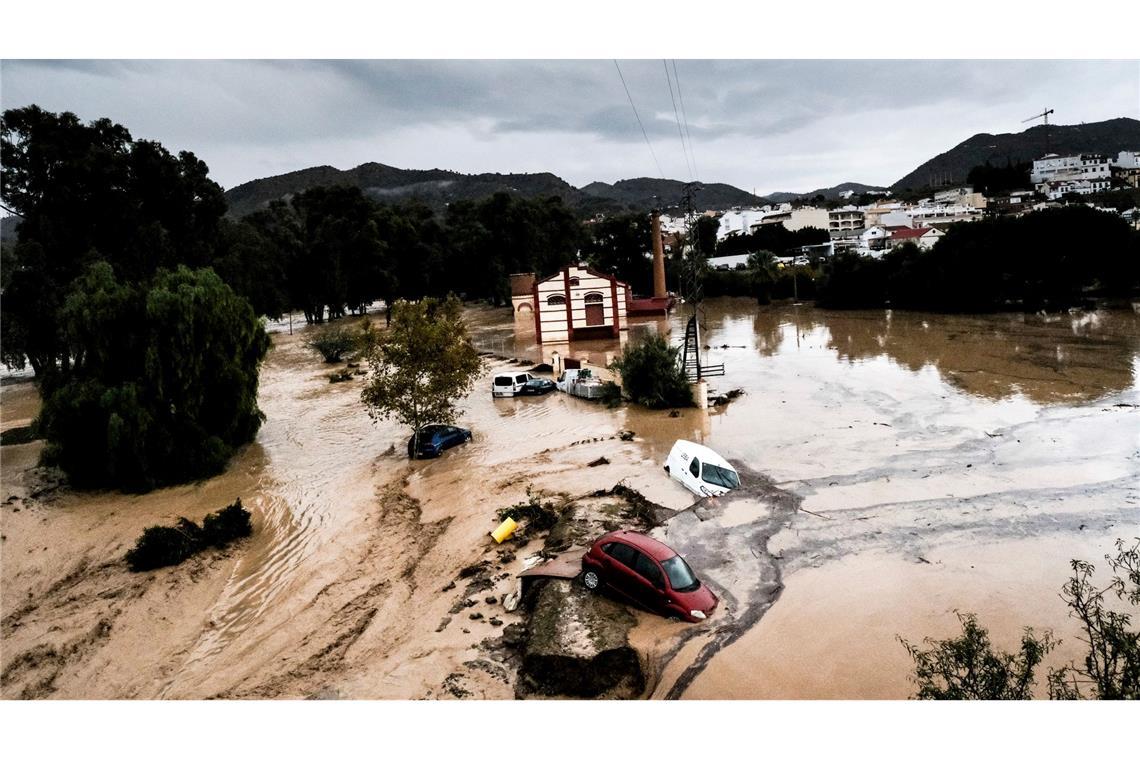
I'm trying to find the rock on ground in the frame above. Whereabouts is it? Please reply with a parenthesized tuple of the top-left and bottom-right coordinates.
(517, 579, 644, 698)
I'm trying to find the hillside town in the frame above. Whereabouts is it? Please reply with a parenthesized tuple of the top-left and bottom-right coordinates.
(656, 149, 1140, 264)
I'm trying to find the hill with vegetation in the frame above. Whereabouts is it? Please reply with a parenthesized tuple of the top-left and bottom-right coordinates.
(765, 182, 888, 203)
(224, 162, 766, 218)
(224, 162, 612, 218)
(891, 117, 1140, 192)
(580, 177, 766, 210)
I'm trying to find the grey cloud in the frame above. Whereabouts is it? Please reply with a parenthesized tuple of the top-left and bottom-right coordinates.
(2, 59, 1135, 192)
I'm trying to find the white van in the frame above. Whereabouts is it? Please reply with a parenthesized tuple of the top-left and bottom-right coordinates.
(664, 440, 740, 498)
(492, 371, 535, 398)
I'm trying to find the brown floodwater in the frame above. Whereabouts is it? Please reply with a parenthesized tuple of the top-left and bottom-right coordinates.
(472, 299, 1140, 698)
(2, 300, 1137, 699)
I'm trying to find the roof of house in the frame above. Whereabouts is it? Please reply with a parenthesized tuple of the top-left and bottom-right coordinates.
(535, 264, 630, 290)
(891, 227, 936, 240)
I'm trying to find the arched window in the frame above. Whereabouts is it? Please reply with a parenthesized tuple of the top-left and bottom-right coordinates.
(568, 277, 580, 287)
(584, 292, 604, 304)
(517, 302, 533, 313)
(546, 294, 566, 306)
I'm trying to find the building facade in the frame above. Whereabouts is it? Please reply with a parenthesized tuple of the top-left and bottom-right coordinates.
(828, 206, 865, 235)
(529, 265, 630, 344)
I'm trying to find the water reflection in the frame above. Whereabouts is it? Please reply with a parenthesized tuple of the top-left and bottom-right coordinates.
(473, 299, 1140, 406)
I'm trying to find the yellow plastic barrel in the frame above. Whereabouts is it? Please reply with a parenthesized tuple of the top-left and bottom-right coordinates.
(491, 517, 518, 544)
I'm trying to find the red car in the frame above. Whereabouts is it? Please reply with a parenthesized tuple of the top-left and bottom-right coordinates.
(581, 530, 718, 623)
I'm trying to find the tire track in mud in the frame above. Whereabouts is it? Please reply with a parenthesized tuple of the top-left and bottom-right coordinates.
(1, 555, 150, 699)
(213, 478, 453, 698)
(647, 464, 802, 699)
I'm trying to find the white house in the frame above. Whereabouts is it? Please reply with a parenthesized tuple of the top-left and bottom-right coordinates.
(1032, 153, 1114, 197)
(527, 264, 630, 344)
(1114, 151, 1140, 170)
(890, 226, 944, 250)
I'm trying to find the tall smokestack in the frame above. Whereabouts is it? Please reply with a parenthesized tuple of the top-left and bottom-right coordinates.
(651, 209, 666, 299)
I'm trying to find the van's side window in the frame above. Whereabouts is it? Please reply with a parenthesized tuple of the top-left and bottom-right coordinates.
(689, 458, 701, 478)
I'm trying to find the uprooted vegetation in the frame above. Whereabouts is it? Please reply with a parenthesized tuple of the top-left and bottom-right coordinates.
(495, 488, 564, 536)
(125, 499, 253, 572)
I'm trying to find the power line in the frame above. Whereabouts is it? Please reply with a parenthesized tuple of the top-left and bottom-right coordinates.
(671, 59, 699, 181)
(663, 59, 694, 182)
(613, 60, 665, 180)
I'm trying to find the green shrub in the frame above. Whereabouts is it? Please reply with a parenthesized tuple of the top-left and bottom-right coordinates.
(611, 334, 694, 409)
(125, 518, 205, 572)
(304, 324, 358, 363)
(125, 499, 252, 572)
(200, 499, 253, 547)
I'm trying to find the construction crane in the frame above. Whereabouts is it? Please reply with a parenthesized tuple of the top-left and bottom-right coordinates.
(1023, 108, 1055, 155)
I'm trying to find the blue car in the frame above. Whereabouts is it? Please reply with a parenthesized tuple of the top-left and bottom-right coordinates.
(407, 424, 472, 459)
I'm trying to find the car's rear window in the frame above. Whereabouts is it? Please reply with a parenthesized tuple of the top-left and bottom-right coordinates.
(662, 556, 699, 592)
(494, 377, 513, 386)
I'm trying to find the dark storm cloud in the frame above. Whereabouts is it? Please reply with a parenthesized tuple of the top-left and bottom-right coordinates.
(2, 59, 1136, 192)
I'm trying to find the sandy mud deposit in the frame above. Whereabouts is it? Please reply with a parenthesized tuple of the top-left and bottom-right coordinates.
(3, 301, 1138, 699)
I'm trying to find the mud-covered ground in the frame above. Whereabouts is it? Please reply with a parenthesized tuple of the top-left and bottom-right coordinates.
(2, 301, 1137, 699)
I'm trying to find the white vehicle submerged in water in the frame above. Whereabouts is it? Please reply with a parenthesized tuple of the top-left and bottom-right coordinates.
(492, 371, 536, 398)
(664, 440, 740, 498)
(555, 368, 607, 400)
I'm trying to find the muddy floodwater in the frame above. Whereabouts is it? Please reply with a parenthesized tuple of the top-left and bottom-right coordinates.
(2, 299, 1137, 699)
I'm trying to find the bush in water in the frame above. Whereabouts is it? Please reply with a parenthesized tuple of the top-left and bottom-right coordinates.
(304, 323, 359, 363)
(126, 499, 252, 572)
(611, 334, 694, 410)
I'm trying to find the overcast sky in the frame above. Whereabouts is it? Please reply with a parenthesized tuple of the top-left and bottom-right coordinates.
(2, 59, 1138, 195)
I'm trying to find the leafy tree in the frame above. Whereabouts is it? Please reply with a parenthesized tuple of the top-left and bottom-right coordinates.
(211, 216, 291, 319)
(966, 159, 1032, 195)
(304, 323, 361, 363)
(1049, 538, 1140, 700)
(360, 295, 483, 449)
(901, 538, 1140, 700)
(818, 206, 1138, 312)
(36, 263, 269, 491)
(445, 193, 582, 303)
(899, 612, 1057, 699)
(1, 106, 229, 376)
(584, 212, 654, 294)
(611, 333, 694, 409)
(747, 250, 779, 304)
(694, 214, 720, 257)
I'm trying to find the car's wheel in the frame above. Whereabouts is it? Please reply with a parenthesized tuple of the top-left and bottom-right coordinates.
(582, 569, 601, 591)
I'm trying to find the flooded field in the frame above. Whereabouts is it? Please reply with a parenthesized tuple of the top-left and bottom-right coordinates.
(2, 299, 1137, 699)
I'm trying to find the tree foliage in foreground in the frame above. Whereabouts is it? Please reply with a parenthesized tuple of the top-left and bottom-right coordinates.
(1050, 538, 1140, 699)
(360, 296, 483, 445)
(37, 264, 269, 492)
(900, 538, 1140, 699)
(611, 334, 694, 410)
(899, 612, 1057, 699)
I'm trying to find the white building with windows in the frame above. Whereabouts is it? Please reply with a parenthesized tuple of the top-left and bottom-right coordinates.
(523, 265, 630, 344)
(828, 206, 865, 236)
(1031, 153, 1113, 198)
